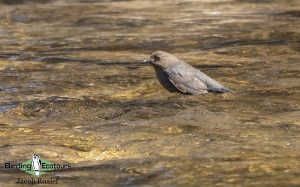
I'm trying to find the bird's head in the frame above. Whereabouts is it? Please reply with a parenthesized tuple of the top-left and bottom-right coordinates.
(144, 51, 181, 69)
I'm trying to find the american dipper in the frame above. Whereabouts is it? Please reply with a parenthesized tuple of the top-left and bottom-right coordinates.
(144, 51, 232, 95)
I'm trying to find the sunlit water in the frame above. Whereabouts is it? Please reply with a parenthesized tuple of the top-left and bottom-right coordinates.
(0, 0, 299, 186)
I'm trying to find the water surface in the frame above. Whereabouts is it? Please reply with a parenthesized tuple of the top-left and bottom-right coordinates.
(0, 0, 300, 186)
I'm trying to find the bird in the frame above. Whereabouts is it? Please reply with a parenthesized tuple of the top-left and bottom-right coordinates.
(143, 51, 233, 95)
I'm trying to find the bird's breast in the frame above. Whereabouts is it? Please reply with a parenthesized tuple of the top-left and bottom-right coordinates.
(152, 66, 179, 93)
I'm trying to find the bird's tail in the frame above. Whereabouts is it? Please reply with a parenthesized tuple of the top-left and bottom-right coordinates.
(220, 87, 234, 93)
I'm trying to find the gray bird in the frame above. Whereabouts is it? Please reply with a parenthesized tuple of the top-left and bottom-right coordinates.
(144, 51, 233, 95)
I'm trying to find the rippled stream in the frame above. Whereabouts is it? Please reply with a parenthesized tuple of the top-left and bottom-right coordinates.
(0, 0, 299, 186)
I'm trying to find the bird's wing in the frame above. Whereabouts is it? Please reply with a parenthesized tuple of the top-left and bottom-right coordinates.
(192, 67, 233, 93)
(165, 65, 208, 95)
(180, 63, 233, 93)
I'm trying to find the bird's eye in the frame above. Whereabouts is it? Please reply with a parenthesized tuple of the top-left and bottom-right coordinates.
(154, 55, 160, 61)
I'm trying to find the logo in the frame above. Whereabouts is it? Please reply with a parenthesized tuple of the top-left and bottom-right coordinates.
(32, 154, 42, 176)
(4, 154, 71, 184)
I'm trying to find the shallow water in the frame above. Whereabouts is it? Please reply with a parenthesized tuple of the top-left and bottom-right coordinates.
(0, 0, 299, 186)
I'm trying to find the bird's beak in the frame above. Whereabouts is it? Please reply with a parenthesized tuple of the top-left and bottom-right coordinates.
(143, 58, 154, 64)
